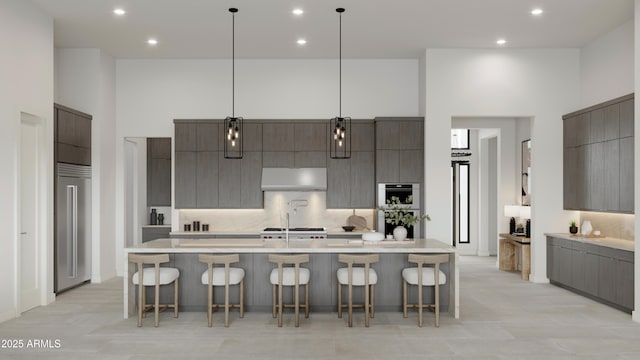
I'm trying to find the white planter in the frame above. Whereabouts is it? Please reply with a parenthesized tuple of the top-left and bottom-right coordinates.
(393, 226, 407, 241)
(581, 220, 592, 236)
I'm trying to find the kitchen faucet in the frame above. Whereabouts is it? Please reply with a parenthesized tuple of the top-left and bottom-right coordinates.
(285, 212, 290, 247)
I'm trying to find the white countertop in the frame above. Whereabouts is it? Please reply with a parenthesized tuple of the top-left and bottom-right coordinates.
(545, 233, 634, 252)
(170, 231, 259, 236)
(126, 237, 455, 254)
(142, 224, 171, 228)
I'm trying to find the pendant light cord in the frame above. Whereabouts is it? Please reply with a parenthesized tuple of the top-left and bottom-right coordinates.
(339, 10, 342, 118)
(232, 10, 235, 118)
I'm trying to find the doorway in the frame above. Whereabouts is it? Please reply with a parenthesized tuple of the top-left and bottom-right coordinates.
(19, 113, 43, 312)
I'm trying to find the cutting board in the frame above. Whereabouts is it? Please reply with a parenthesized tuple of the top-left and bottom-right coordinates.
(347, 210, 368, 230)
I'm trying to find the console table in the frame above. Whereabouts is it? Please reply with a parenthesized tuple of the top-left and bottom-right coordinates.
(499, 233, 530, 280)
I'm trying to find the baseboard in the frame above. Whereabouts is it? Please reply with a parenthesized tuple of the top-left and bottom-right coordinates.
(633, 310, 640, 323)
(477, 250, 490, 256)
(92, 271, 117, 284)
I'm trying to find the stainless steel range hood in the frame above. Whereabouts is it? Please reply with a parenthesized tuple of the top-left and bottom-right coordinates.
(261, 168, 327, 191)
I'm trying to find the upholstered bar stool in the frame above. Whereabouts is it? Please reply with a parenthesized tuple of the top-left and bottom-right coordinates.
(268, 254, 310, 327)
(402, 253, 449, 327)
(198, 254, 245, 327)
(129, 253, 180, 327)
(337, 254, 379, 327)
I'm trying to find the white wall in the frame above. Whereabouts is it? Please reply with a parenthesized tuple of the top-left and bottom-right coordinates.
(581, 20, 634, 107)
(425, 49, 581, 283)
(0, 0, 54, 321)
(633, 0, 640, 324)
(55, 48, 117, 283)
(114, 59, 420, 275)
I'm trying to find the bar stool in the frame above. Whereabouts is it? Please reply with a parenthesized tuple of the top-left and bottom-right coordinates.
(337, 254, 379, 327)
(268, 254, 310, 327)
(198, 254, 245, 327)
(402, 253, 449, 327)
(129, 253, 180, 327)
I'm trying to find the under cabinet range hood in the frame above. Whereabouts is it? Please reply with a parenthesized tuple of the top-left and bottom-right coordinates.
(261, 168, 327, 191)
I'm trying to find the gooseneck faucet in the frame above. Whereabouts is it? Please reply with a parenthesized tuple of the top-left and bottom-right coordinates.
(285, 212, 290, 247)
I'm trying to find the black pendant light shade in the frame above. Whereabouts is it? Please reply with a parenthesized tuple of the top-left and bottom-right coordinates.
(225, 7, 243, 159)
(330, 7, 351, 159)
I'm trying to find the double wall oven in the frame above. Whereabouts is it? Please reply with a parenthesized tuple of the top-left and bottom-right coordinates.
(377, 183, 421, 239)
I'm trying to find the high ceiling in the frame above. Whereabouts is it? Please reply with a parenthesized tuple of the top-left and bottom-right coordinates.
(31, 0, 634, 59)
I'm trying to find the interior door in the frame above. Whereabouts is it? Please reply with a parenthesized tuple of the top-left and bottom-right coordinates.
(20, 116, 40, 312)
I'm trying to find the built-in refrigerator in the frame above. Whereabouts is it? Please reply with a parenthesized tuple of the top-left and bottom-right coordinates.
(55, 163, 92, 293)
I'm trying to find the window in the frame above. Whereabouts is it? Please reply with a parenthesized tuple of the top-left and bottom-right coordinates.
(451, 129, 469, 150)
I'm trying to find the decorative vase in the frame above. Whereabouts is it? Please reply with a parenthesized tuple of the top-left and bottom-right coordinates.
(581, 220, 592, 236)
(150, 208, 157, 225)
(393, 226, 407, 241)
(569, 225, 578, 234)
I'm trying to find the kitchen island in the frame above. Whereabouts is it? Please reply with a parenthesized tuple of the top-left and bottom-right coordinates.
(124, 237, 459, 319)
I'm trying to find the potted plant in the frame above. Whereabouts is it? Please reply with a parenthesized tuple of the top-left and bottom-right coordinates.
(377, 196, 431, 241)
(569, 220, 578, 234)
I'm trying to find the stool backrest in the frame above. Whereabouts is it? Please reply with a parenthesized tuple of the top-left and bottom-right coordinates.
(128, 253, 170, 286)
(407, 253, 449, 287)
(338, 254, 379, 287)
(268, 254, 309, 286)
(408, 253, 449, 266)
(198, 254, 240, 286)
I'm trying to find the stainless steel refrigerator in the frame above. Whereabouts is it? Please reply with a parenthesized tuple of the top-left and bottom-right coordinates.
(55, 163, 92, 293)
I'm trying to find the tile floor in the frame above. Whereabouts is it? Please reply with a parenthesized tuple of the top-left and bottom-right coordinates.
(1, 256, 639, 359)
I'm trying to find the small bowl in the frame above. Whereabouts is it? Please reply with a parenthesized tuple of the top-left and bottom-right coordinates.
(342, 226, 356, 232)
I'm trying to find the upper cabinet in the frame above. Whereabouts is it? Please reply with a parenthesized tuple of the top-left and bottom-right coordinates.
(563, 94, 634, 213)
(374, 117, 424, 184)
(174, 120, 263, 209)
(55, 104, 92, 166)
(147, 138, 171, 206)
(326, 120, 376, 209)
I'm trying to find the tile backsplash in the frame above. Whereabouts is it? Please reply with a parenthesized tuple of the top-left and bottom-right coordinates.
(579, 212, 634, 241)
(178, 192, 377, 233)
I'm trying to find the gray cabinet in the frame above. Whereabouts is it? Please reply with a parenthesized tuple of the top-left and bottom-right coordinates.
(142, 227, 170, 243)
(563, 94, 634, 213)
(619, 137, 634, 212)
(196, 152, 219, 208)
(294, 123, 327, 151)
(263, 151, 294, 167)
(147, 138, 171, 206)
(218, 154, 242, 208)
(547, 236, 634, 313)
(263, 123, 294, 151)
(175, 123, 197, 151)
(327, 151, 376, 209)
(294, 152, 327, 167)
(174, 151, 196, 208)
(196, 123, 219, 151)
(619, 99, 634, 138)
(375, 118, 424, 184)
(240, 152, 263, 208)
(243, 123, 263, 151)
(54, 104, 92, 166)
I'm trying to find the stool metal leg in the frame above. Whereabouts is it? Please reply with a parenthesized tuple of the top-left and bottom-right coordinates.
(224, 281, 230, 327)
(370, 284, 375, 319)
(272, 284, 276, 318)
(154, 283, 160, 327)
(207, 282, 213, 327)
(294, 282, 300, 327)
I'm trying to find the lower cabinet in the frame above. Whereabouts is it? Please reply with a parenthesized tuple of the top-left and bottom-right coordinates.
(547, 236, 634, 313)
(142, 227, 171, 243)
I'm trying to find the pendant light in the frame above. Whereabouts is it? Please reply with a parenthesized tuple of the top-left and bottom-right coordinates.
(330, 7, 351, 159)
(224, 7, 243, 159)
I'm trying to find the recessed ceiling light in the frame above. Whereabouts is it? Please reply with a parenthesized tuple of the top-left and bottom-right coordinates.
(292, 9, 304, 15)
(496, 39, 507, 46)
(147, 38, 158, 46)
(531, 8, 543, 16)
(297, 39, 307, 45)
(113, 8, 126, 16)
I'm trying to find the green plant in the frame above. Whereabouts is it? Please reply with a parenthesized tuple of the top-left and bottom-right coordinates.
(570, 220, 577, 227)
(377, 196, 431, 227)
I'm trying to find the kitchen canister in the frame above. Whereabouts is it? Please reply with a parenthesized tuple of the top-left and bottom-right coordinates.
(157, 213, 164, 225)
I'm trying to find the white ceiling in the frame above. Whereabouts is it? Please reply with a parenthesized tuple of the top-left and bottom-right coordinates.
(31, 0, 634, 59)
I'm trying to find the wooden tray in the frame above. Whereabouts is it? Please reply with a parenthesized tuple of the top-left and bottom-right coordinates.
(570, 234, 605, 238)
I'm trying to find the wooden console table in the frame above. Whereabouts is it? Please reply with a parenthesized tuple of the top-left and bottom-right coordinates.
(499, 233, 530, 280)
